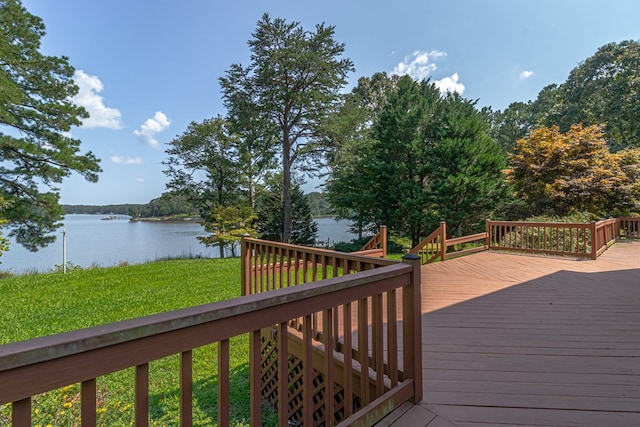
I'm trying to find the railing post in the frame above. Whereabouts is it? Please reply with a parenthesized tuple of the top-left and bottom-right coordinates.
(241, 235, 250, 296)
(590, 221, 598, 260)
(440, 221, 447, 262)
(402, 253, 423, 403)
(485, 219, 491, 249)
(381, 225, 388, 258)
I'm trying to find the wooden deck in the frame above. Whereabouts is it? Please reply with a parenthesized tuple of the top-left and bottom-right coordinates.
(383, 240, 640, 426)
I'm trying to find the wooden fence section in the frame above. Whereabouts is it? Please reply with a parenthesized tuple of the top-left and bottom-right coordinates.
(241, 237, 422, 425)
(241, 236, 397, 296)
(411, 217, 639, 264)
(620, 216, 640, 237)
(488, 218, 621, 260)
(409, 221, 487, 264)
(0, 239, 422, 427)
(488, 220, 595, 259)
(354, 226, 388, 258)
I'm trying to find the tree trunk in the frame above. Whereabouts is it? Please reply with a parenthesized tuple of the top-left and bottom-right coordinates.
(219, 243, 225, 258)
(282, 147, 292, 243)
(249, 179, 255, 210)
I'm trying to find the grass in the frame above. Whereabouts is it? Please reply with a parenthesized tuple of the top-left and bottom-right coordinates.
(0, 257, 277, 426)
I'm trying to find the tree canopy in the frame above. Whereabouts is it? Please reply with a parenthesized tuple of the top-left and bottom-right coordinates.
(494, 40, 640, 153)
(163, 116, 241, 214)
(220, 13, 353, 243)
(327, 75, 508, 246)
(507, 124, 640, 216)
(0, 0, 101, 250)
(256, 174, 318, 246)
(554, 40, 640, 150)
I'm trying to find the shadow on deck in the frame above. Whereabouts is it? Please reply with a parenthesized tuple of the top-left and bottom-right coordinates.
(385, 239, 640, 426)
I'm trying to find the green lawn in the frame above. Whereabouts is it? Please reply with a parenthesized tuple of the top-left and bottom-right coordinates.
(0, 258, 275, 426)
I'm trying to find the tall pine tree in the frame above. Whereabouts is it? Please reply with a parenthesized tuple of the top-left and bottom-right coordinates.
(0, 0, 101, 250)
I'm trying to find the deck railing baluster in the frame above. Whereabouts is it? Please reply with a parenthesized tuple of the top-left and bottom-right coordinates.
(81, 378, 96, 427)
(136, 363, 149, 427)
(323, 308, 335, 426)
(387, 290, 398, 388)
(276, 323, 288, 427)
(218, 340, 230, 427)
(180, 350, 193, 427)
(373, 293, 384, 397)
(12, 397, 30, 427)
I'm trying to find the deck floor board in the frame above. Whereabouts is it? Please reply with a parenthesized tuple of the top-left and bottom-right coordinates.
(391, 239, 640, 426)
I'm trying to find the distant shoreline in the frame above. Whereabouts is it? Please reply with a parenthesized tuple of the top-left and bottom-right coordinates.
(130, 216, 203, 223)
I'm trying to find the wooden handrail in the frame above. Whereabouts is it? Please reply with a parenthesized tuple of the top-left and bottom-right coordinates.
(355, 225, 388, 258)
(408, 221, 446, 264)
(241, 236, 396, 296)
(409, 222, 487, 264)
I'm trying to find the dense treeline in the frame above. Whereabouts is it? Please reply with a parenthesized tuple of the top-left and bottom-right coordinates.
(62, 204, 140, 216)
(490, 40, 640, 220)
(62, 191, 332, 219)
(62, 192, 198, 218)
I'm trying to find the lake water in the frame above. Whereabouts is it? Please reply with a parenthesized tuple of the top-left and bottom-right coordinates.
(0, 215, 356, 274)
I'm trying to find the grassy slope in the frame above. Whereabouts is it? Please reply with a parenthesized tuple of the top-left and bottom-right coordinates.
(0, 258, 277, 426)
(0, 259, 238, 344)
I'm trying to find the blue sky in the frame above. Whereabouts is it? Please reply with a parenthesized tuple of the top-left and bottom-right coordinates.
(22, 0, 640, 205)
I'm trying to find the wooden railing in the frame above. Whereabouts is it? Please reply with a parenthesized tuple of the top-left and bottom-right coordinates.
(241, 236, 397, 296)
(592, 218, 620, 258)
(411, 217, 637, 264)
(488, 220, 594, 258)
(620, 217, 640, 238)
(1, 238, 422, 427)
(488, 218, 621, 260)
(240, 237, 422, 425)
(408, 221, 487, 264)
(354, 225, 388, 258)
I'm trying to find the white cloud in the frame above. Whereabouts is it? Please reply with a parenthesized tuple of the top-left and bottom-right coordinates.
(111, 155, 143, 165)
(392, 50, 465, 95)
(134, 112, 171, 147)
(136, 178, 144, 182)
(392, 50, 445, 81)
(72, 70, 122, 129)
(520, 70, 534, 80)
(434, 73, 466, 95)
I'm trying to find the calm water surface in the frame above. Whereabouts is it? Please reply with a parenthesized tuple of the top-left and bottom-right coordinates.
(1, 215, 356, 273)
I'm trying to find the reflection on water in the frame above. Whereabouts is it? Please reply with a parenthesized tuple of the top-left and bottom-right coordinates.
(1, 215, 356, 273)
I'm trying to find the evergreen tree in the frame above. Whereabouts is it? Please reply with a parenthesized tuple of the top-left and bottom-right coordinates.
(328, 75, 508, 246)
(0, 0, 101, 250)
(220, 14, 353, 243)
(256, 175, 318, 246)
(325, 72, 400, 237)
(426, 93, 508, 236)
